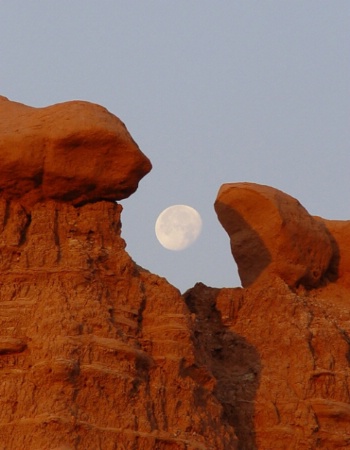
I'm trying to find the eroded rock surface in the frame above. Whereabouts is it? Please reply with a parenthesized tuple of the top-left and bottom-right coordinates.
(1, 97, 350, 449)
(0, 96, 151, 206)
(185, 278, 350, 450)
(215, 183, 334, 289)
(0, 98, 236, 449)
(207, 181, 350, 448)
(0, 200, 236, 449)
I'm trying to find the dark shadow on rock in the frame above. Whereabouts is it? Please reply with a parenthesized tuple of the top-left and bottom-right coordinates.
(214, 201, 271, 287)
(322, 224, 340, 284)
(184, 283, 261, 450)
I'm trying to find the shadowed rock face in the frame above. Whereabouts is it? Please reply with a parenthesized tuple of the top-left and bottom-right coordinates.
(185, 277, 350, 450)
(215, 183, 334, 289)
(0, 96, 152, 206)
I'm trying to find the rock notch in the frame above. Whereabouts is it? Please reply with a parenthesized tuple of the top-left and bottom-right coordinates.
(0, 96, 152, 206)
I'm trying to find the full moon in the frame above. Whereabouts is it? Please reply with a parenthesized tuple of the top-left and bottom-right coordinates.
(155, 205, 202, 251)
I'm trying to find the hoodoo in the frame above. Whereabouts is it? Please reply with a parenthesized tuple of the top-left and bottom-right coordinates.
(1, 96, 350, 449)
(215, 182, 335, 289)
(0, 98, 236, 449)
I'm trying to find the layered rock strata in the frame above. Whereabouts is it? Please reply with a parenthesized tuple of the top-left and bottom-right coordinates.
(1, 96, 350, 450)
(0, 200, 236, 449)
(0, 98, 236, 449)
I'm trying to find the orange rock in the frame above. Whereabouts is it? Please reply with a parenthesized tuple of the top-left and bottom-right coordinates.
(0, 199, 237, 449)
(185, 276, 350, 450)
(0, 96, 151, 206)
(2, 95, 350, 449)
(0, 100, 237, 448)
(215, 182, 334, 289)
(206, 182, 350, 448)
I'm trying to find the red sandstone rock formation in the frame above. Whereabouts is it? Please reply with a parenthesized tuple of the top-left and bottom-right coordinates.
(214, 183, 334, 289)
(0, 98, 236, 449)
(0, 96, 151, 206)
(185, 276, 350, 449)
(204, 182, 350, 449)
(0, 200, 236, 449)
(1, 97, 350, 449)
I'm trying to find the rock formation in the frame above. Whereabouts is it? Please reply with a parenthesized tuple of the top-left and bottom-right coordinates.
(214, 183, 335, 289)
(0, 96, 151, 206)
(0, 98, 236, 449)
(206, 182, 350, 448)
(1, 97, 350, 449)
(185, 276, 350, 449)
(0, 200, 236, 449)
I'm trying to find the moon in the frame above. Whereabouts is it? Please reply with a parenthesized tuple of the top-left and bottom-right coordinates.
(155, 205, 202, 251)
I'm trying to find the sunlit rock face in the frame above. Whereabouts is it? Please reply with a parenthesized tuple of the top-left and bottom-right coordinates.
(0, 97, 237, 449)
(214, 182, 335, 289)
(0, 200, 237, 449)
(0, 96, 151, 206)
(185, 183, 350, 449)
(1, 96, 350, 449)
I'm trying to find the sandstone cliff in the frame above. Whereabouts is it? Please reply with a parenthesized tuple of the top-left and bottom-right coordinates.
(0, 98, 350, 450)
(0, 98, 236, 449)
(0, 200, 237, 449)
(207, 182, 350, 449)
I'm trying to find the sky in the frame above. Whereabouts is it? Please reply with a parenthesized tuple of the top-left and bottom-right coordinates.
(1, 1, 349, 292)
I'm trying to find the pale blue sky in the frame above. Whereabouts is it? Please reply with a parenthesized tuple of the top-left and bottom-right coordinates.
(1, 1, 349, 291)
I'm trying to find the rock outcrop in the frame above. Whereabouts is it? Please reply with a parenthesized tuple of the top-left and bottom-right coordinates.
(1, 97, 350, 450)
(0, 199, 236, 449)
(0, 97, 238, 449)
(214, 183, 335, 289)
(0, 96, 151, 206)
(185, 277, 350, 449)
(206, 181, 350, 449)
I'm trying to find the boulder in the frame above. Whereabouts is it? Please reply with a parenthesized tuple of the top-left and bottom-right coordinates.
(215, 182, 334, 288)
(0, 96, 151, 206)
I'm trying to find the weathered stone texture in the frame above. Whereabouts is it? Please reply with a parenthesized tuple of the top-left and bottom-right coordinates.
(215, 183, 334, 289)
(185, 278, 350, 450)
(0, 200, 236, 449)
(1, 96, 350, 449)
(0, 96, 151, 206)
